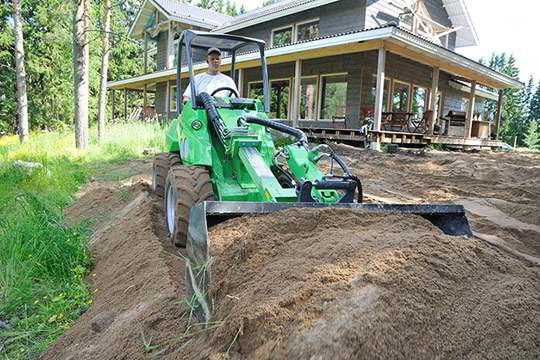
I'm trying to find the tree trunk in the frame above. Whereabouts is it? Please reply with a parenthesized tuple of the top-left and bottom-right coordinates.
(73, 0, 89, 149)
(97, 0, 112, 142)
(13, 0, 29, 143)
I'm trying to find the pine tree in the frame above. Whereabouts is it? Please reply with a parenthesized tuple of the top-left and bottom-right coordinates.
(530, 80, 540, 122)
(524, 120, 540, 149)
(522, 76, 534, 124)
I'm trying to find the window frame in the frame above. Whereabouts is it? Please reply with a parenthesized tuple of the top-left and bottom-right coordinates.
(317, 72, 348, 121)
(270, 77, 292, 120)
(271, 24, 294, 47)
(298, 75, 319, 121)
(295, 17, 320, 42)
(170, 85, 177, 112)
(411, 84, 430, 119)
(391, 80, 412, 112)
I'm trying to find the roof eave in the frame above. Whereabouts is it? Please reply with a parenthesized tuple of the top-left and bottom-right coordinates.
(214, 0, 340, 33)
(389, 28, 522, 89)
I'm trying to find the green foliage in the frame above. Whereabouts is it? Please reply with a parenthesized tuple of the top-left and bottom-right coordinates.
(0, 122, 165, 358)
(0, 0, 146, 134)
(530, 80, 540, 122)
(524, 120, 540, 149)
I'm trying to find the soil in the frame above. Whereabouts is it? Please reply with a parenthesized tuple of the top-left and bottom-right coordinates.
(42, 148, 540, 360)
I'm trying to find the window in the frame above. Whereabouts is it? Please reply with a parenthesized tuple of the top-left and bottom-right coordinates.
(300, 77, 318, 120)
(170, 86, 177, 112)
(392, 81, 410, 112)
(368, 75, 390, 112)
(272, 26, 293, 47)
(412, 86, 428, 120)
(248, 82, 264, 103)
(296, 19, 320, 42)
(270, 79, 290, 119)
(249, 80, 290, 119)
(320, 74, 347, 120)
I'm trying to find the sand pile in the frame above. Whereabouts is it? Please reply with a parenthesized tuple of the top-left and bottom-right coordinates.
(42, 153, 540, 360)
(183, 208, 539, 359)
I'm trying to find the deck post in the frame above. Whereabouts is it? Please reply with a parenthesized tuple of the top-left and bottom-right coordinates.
(111, 89, 115, 123)
(237, 68, 244, 97)
(429, 67, 439, 135)
(495, 89, 504, 140)
(292, 58, 302, 127)
(144, 31, 148, 75)
(124, 88, 127, 122)
(143, 85, 147, 122)
(165, 82, 170, 123)
(167, 22, 174, 69)
(465, 80, 476, 138)
(371, 47, 386, 151)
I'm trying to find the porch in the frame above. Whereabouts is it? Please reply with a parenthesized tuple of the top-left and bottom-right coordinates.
(107, 25, 521, 150)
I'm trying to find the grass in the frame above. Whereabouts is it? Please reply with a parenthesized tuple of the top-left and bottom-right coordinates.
(0, 122, 166, 359)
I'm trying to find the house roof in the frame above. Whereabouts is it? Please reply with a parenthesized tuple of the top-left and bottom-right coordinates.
(214, 0, 339, 33)
(441, 0, 479, 47)
(129, 0, 232, 39)
(110, 25, 522, 91)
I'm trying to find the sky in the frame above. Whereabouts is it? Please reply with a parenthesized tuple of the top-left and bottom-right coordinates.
(231, 0, 539, 84)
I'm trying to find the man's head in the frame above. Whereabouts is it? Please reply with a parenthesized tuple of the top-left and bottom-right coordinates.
(206, 47, 222, 75)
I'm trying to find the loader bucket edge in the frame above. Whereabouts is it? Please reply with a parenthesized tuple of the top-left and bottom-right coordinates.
(185, 201, 472, 326)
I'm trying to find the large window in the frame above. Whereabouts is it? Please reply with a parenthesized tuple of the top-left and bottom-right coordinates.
(296, 19, 320, 42)
(392, 81, 410, 112)
(320, 74, 347, 120)
(368, 75, 390, 112)
(248, 82, 264, 102)
(411, 86, 429, 120)
(270, 79, 290, 119)
(170, 86, 177, 112)
(272, 26, 293, 47)
(248, 80, 291, 119)
(300, 77, 318, 120)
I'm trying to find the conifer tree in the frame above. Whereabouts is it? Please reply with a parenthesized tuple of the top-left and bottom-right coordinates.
(530, 80, 540, 122)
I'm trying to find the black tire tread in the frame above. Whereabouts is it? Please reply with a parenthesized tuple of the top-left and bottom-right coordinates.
(152, 153, 170, 197)
(165, 165, 214, 247)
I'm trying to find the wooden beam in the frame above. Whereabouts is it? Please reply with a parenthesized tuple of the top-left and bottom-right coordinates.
(167, 22, 174, 69)
(383, 41, 508, 89)
(111, 89, 115, 122)
(372, 47, 386, 152)
(495, 89, 504, 140)
(144, 31, 148, 74)
(292, 59, 302, 127)
(237, 68, 244, 97)
(124, 88, 127, 122)
(429, 67, 439, 135)
(465, 80, 476, 139)
(143, 85, 147, 121)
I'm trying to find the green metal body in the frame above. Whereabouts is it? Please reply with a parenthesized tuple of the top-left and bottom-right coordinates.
(166, 97, 342, 204)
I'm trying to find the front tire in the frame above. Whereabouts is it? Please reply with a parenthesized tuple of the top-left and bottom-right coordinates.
(152, 153, 170, 196)
(165, 166, 214, 247)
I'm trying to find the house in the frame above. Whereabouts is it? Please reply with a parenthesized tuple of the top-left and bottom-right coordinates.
(108, 0, 523, 149)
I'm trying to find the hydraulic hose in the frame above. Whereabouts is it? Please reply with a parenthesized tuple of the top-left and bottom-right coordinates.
(242, 116, 308, 144)
(197, 92, 229, 142)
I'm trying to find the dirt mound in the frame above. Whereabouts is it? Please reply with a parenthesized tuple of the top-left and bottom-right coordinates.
(42, 174, 190, 360)
(182, 208, 539, 359)
(42, 153, 540, 359)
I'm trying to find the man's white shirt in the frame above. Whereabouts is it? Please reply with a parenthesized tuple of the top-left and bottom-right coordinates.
(183, 72, 238, 100)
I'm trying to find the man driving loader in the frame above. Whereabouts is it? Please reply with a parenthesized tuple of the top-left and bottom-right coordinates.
(183, 47, 238, 102)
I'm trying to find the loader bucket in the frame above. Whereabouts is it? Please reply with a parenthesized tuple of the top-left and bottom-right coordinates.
(184, 201, 471, 325)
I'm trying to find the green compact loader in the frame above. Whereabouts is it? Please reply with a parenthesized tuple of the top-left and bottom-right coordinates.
(152, 30, 471, 324)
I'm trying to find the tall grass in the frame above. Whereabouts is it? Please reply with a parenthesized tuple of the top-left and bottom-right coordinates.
(0, 122, 166, 358)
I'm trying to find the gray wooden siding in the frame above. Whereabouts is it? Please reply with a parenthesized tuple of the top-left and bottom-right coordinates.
(365, 0, 455, 50)
(230, 0, 365, 46)
(238, 50, 477, 129)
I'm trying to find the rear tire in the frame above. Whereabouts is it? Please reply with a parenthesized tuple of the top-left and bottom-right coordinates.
(152, 153, 170, 197)
(165, 166, 214, 247)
